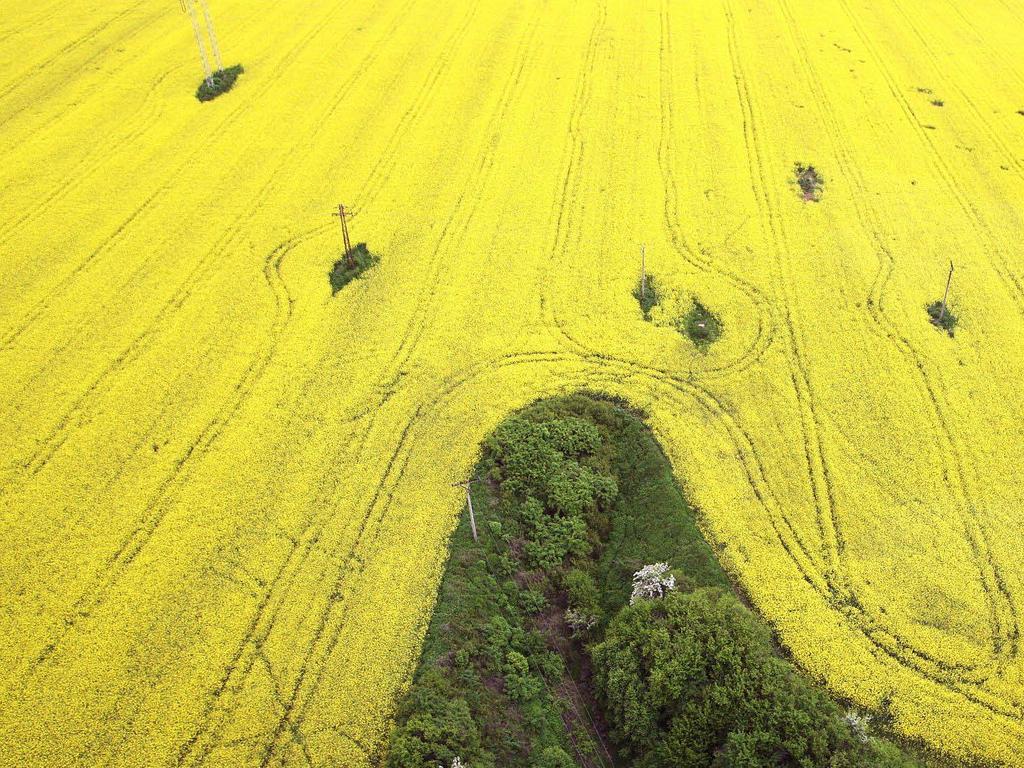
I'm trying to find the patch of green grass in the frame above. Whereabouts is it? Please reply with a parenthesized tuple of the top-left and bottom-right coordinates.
(926, 300, 957, 337)
(632, 275, 659, 320)
(196, 64, 244, 102)
(680, 300, 722, 349)
(388, 394, 931, 768)
(328, 242, 378, 295)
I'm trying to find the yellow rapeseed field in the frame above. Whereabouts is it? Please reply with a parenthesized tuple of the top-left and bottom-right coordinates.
(1, 0, 1023, 765)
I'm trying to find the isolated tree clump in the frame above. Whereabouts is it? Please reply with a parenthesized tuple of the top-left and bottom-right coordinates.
(196, 64, 244, 102)
(329, 242, 378, 294)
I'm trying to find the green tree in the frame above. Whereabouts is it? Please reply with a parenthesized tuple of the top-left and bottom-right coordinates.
(592, 588, 914, 768)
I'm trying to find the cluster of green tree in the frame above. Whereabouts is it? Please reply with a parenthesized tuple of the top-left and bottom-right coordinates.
(387, 395, 926, 768)
(329, 242, 378, 294)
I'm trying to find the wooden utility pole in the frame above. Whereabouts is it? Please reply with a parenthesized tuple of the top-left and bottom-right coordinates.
(640, 244, 647, 300)
(452, 480, 478, 542)
(332, 203, 353, 265)
(938, 261, 954, 323)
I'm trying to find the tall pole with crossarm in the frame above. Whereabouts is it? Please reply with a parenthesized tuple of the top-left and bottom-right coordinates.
(182, 0, 213, 86)
(333, 203, 354, 266)
(196, 0, 223, 71)
(938, 261, 954, 324)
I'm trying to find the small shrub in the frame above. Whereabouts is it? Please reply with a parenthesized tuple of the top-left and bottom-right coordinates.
(634, 274, 660, 319)
(564, 569, 601, 614)
(504, 651, 542, 703)
(196, 64, 244, 102)
(564, 608, 598, 635)
(329, 242, 378, 294)
(520, 587, 548, 615)
(845, 709, 873, 743)
(926, 300, 957, 336)
(681, 300, 722, 349)
(387, 670, 483, 768)
(534, 650, 565, 680)
(522, 508, 589, 570)
(532, 746, 575, 768)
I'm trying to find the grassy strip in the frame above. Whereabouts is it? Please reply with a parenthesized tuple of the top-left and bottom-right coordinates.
(329, 243, 378, 294)
(387, 394, 930, 768)
(196, 64, 244, 102)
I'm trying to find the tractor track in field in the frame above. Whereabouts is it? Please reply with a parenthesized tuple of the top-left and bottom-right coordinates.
(0, 0, 391, 352)
(834, 0, 1022, 668)
(170, 7, 546, 765)
(888, 0, 1024, 183)
(654, 0, 776, 379)
(538, 0, 606, 343)
(0, 0, 422, 493)
(721, 0, 850, 600)
(0, 0, 305, 249)
(836, 0, 1024, 321)
(542, 0, 811, 571)
(727, 0, 990, 686)
(543, 0, 776, 399)
(0, 2, 153, 114)
(27, 227, 300, 675)
(0, 5, 184, 150)
(0, 64, 184, 247)
(940, 0, 1024, 94)
(722, 0, 1020, 711)
(18, 0, 472, 683)
(777, 0, 1021, 683)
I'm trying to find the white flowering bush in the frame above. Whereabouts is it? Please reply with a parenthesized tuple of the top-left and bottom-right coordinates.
(844, 709, 872, 744)
(564, 607, 598, 635)
(630, 563, 677, 605)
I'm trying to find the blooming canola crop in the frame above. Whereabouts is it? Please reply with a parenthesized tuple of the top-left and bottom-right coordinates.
(1, 0, 1023, 765)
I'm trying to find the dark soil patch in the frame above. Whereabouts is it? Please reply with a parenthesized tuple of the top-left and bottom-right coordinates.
(794, 162, 824, 202)
(196, 64, 243, 102)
